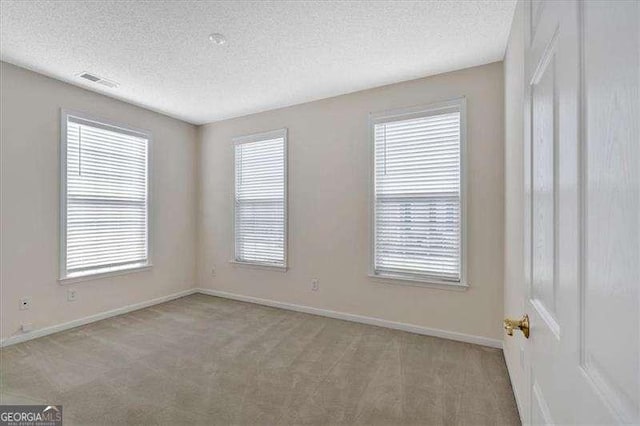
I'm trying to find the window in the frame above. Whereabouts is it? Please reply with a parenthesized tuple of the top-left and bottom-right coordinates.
(371, 98, 466, 286)
(60, 111, 151, 281)
(234, 129, 287, 268)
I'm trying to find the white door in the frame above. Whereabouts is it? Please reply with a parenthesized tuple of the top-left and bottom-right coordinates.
(515, 0, 639, 424)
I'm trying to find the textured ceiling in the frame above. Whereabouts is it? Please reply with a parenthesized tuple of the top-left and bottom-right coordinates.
(0, 1, 515, 125)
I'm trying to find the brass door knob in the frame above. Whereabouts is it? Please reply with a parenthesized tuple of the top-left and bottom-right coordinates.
(504, 314, 530, 338)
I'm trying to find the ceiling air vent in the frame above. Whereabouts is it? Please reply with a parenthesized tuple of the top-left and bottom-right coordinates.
(78, 72, 119, 89)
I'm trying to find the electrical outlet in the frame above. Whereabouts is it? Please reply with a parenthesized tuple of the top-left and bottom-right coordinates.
(21, 323, 33, 332)
(311, 279, 319, 291)
(211, 267, 216, 277)
(67, 289, 77, 302)
(19, 298, 31, 310)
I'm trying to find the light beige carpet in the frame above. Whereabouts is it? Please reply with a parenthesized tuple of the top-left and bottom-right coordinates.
(0, 294, 520, 425)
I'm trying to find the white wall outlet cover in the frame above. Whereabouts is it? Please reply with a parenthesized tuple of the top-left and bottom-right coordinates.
(67, 289, 77, 301)
(311, 279, 319, 291)
(21, 323, 33, 332)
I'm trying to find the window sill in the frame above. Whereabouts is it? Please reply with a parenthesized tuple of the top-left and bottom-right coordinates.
(368, 272, 468, 291)
(59, 263, 152, 285)
(229, 260, 288, 272)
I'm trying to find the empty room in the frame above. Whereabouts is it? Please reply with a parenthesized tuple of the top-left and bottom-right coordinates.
(0, 0, 638, 425)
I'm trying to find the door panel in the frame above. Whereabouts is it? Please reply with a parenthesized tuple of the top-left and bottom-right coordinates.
(531, 42, 559, 333)
(518, 0, 639, 424)
(526, 0, 570, 423)
(532, 381, 553, 424)
(580, 2, 639, 422)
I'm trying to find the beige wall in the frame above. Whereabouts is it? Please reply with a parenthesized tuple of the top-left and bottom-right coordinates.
(1, 60, 506, 344)
(197, 62, 505, 341)
(503, 0, 526, 415)
(0, 62, 198, 340)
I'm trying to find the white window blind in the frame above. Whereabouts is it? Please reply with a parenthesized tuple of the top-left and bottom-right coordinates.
(372, 100, 465, 283)
(234, 129, 287, 267)
(61, 112, 150, 279)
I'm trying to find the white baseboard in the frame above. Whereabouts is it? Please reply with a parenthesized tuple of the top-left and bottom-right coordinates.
(1, 287, 503, 350)
(0, 288, 197, 348)
(196, 288, 503, 349)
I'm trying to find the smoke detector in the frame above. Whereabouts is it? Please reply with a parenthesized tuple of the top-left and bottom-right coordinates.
(77, 72, 119, 88)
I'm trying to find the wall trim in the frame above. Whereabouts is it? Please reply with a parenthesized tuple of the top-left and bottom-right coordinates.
(0, 288, 197, 348)
(1, 287, 502, 349)
(196, 288, 503, 349)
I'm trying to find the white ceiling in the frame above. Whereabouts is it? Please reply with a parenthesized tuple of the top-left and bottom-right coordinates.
(0, 1, 515, 125)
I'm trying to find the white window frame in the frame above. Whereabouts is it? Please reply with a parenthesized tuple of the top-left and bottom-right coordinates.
(231, 128, 288, 271)
(368, 97, 468, 290)
(59, 109, 153, 283)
